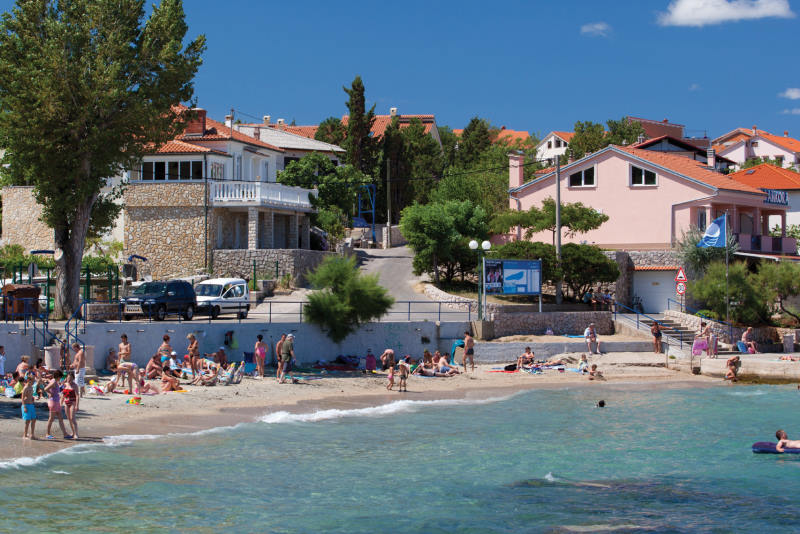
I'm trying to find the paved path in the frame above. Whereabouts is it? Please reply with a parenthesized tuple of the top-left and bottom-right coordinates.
(356, 246, 428, 302)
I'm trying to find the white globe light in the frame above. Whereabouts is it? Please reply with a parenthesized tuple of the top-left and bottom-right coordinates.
(481, 240, 491, 251)
(468, 240, 478, 250)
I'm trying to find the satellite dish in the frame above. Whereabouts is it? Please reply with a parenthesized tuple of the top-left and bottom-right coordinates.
(53, 248, 63, 261)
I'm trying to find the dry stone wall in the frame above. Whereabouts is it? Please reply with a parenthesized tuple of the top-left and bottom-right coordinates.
(1, 187, 54, 251)
(124, 183, 209, 279)
(213, 249, 334, 285)
(492, 311, 614, 337)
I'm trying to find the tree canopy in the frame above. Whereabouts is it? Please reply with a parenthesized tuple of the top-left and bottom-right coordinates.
(342, 76, 377, 175)
(315, 116, 346, 146)
(567, 117, 644, 159)
(0, 0, 205, 317)
(491, 197, 609, 246)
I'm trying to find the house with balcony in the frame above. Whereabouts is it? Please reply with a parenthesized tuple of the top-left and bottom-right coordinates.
(124, 108, 327, 280)
(728, 163, 800, 233)
(507, 145, 796, 312)
(712, 126, 800, 170)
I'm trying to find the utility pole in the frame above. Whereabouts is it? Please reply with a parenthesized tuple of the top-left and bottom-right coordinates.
(555, 157, 563, 304)
(386, 158, 391, 248)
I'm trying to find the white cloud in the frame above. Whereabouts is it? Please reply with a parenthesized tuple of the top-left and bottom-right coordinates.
(779, 88, 800, 99)
(658, 0, 795, 27)
(688, 83, 701, 91)
(580, 22, 611, 37)
(781, 108, 800, 115)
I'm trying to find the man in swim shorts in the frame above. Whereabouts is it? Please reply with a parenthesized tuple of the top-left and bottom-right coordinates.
(463, 331, 475, 372)
(71, 343, 86, 402)
(21, 373, 36, 439)
(584, 323, 602, 354)
(775, 430, 800, 452)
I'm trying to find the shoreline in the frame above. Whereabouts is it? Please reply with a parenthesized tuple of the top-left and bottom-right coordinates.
(0, 355, 719, 464)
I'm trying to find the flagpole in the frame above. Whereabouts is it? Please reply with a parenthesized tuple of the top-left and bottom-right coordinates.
(725, 210, 730, 325)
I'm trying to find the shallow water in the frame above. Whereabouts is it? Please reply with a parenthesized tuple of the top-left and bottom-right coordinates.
(2, 385, 799, 532)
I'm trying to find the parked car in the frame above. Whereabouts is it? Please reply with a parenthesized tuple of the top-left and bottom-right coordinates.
(121, 280, 196, 321)
(195, 278, 250, 319)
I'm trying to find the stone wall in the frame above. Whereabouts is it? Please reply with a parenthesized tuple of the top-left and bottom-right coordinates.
(213, 248, 334, 285)
(492, 311, 614, 337)
(124, 183, 209, 279)
(604, 249, 682, 307)
(0, 187, 54, 251)
(663, 309, 793, 345)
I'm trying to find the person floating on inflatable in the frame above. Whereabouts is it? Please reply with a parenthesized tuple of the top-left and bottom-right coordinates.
(776, 430, 800, 452)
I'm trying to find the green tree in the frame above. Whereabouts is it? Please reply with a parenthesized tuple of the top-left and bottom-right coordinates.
(676, 225, 738, 276)
(400, 200, 488, 284)
(567, 121, 606, 159)
(342, 76, 377, 175)
(605, 117, 645, 146)
(770, 223, 800, 240)
(315, 116, 346, 146)
(430, 143, 511, 215)
(304, 255, 394, 343)
(742, 156, 784, 169)
(457, 117, 492, 167)
(0, 0, 205, 317)
(755, 261, 800, 322)
(491, 198, 609, 246)
(438, 126, 459, 167)
(560, 244, 620, 299)
(688, 261, 766, 324)
(488, 241, 559, 283)
(400, 117, 444, 205)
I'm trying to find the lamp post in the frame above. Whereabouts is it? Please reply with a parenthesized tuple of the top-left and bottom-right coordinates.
(469, 239, 491, 320)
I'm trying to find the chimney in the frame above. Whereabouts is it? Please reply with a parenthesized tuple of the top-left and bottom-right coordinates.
(277, 118, 285, 131)
(752, 125, 758, 136)
(508, 152, 525, 189)
(263, 115, 270, 126)
(224, 114, 233, 128)
(185, 108, 206, 136)
(636, 134, 645, 144)
(390, 107, 397, 117)
(663, 118, 669, 123)
(785, 130, 789, 137)
(707, 148, 716, 169)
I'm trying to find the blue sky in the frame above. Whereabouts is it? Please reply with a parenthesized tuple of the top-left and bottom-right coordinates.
(2, 0, 800, 139)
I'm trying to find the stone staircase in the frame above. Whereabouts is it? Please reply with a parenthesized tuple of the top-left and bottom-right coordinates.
(640, 317, 696, 346)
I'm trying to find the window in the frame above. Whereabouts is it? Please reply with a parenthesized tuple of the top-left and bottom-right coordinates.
(235, 155, 242, 179)
(775, 156, 784, 166)
(141, 162, 154, 180)
(547, 141, 552, 149)
(179, 161, 190, 179)
(192, 161, 203, 180)
(139, 160, 203, 180)
(168, 161, 179, 180)
(210, 162, 224, 179)
(751, 141, 759, 147)
(555, 139, 562, 148)
(263, 161, 269, 182)
(154, 161, 166, 180)
(631, 165, 657, 186)
(569, 167, 595, 187)
(697, 211, 707, 231)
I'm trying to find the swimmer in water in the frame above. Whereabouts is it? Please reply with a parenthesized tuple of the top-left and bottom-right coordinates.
(597, 400, 606, 408)
(775, 429, 800, 452)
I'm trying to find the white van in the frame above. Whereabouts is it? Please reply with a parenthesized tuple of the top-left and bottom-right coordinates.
(195, 278, 250, 319)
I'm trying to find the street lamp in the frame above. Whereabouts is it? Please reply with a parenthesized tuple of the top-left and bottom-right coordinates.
(469, 239, 491, 320)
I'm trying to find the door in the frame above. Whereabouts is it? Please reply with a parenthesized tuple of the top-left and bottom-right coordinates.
(632, 271, 677, 314)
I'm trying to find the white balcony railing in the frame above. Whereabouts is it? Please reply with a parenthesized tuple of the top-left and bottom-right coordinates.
(210, 180, 314, 210)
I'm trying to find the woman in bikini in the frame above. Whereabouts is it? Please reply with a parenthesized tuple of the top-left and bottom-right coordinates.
(186, 334, 200, 379)
(61, 371, 79, 439)
(254, 335, 268, 378)
(44, 370, 70, 439)
(160, 364, 180, 393)
(158, 335, 172, 357)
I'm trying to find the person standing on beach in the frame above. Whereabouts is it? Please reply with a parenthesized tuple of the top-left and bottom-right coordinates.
(187, 334, 200, 379)
(379, 349, 395, 371)
(158, 335, 172, 356)
(255, 335, 268, 378)
(44, 370, 71, 440)
(70, 343, 86, 401)
(0, 345, 6, 377)
(21, 373, 36, 439)
(463, 331, 475, 372)
(279, 333, 295, 384)
(397, 357, 409, 392)
(651, 322, 662, 354)
(275, 334, 286, 381)
(62, 371, 80, 439)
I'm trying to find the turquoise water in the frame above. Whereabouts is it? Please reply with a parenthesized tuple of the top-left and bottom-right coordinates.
(2, 384, 800, 532)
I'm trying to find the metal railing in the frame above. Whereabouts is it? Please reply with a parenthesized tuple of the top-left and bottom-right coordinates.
(613, 300, 688, 353)
(2, 296, 59, 348)
(210, 180, 314, 209)
(666, 298, 734, 343)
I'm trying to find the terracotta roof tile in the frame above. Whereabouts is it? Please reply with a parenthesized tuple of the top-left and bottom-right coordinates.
(619, 146, 764, 194)
(153, 139, 214, 154)
(634, 265, 680, 271)
(759, 131, 800, 153)
(342, 114, 435, 138)
(453, 126, 531, 145)
(552, 131, 574, 142)
(178, 117, 284, 152)
(728, 163, 800, 190)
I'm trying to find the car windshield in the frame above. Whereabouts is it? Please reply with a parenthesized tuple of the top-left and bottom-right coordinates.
(196, 284, 223, 297)
(133, 282, 166, 295)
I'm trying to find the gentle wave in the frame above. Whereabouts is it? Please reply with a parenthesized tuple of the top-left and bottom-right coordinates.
(259, 393, 519, 424)
(52, 470, 70, 475)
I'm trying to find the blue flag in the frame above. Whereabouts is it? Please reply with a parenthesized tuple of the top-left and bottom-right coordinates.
(697, 214, 727, 248)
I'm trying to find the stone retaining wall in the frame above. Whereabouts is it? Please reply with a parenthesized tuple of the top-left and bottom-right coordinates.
(663, 309, 798, 345)
(1, 186, 54, 251)
(213, 249, 335, 285)
(492, 311, 614, 337)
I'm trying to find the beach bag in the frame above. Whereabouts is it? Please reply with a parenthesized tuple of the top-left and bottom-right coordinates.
(504, 363, 517, 371)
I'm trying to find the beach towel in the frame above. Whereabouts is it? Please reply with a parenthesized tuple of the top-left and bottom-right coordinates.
(563, 334, 584, 338)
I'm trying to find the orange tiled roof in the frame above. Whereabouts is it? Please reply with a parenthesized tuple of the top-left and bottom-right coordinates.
(759, 131, 800, 153)
(713, 128, 800, 154)
(341, 114, 435, 138)
(552, 131, 574, 142)
(619, 146, 764, 194)
(153, 139, 216, 154)
(634, 265, 680, 271)
(728, 163, 800, 190)
(179, 117, 284, 152)
(452, 126, 531, 145)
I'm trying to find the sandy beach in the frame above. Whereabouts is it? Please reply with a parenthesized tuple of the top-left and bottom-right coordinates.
(0, 352, 716, 463)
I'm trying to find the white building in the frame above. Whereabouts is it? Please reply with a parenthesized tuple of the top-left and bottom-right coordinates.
(535, 131, 574, 164)
(713, 127, 800, 170)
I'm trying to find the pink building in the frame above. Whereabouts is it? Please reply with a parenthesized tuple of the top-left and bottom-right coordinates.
(508, 145, 795, 254)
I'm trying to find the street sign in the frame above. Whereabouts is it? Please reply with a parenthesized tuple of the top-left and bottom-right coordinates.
(676, 281, 686, 295)
(675, 267, 687, 282)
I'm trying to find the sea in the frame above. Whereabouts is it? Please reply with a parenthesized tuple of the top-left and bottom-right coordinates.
(2, 383, 799, 533)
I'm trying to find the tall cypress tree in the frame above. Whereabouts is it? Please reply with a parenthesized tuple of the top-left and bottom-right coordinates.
(342, 76, 377, 175)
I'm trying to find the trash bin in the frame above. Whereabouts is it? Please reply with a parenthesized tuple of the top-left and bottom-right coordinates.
(2, 284, 41, 319)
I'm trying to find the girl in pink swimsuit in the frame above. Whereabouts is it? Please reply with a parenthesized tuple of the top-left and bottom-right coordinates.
(255, 335, 268, 378)
(44, 370, 70, 439)
(62, 371, 79, 439)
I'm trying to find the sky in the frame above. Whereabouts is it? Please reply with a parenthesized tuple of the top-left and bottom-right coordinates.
(2, 0, 800, 140)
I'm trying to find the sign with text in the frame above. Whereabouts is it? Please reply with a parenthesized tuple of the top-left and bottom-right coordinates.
(676, 281, 686, 295)
(762, 188, 789, 206)
(484, 258, 542, 295)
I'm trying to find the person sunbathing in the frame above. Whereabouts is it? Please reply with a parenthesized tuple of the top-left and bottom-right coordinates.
(136, 368, 159, 394)
(436, 359, 459, 376)
(517, 347, 536, 369)
(543, 357, 566, 366)
(145, 354, 162, 379)
(160, 364, 180, 392)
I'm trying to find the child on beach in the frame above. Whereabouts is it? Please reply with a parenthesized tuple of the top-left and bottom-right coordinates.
(62, 371, 80, 439)
(578, 354, 589, 373)
(255, 335, 267, 378)
(21, 373, 36, 440)
(386, 365, 395, 390)
(588, 364, 605, 381)
(397, 358, 409, 392)
(44, 370, 71, 440)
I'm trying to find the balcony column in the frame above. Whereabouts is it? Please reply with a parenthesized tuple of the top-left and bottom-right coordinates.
(704, 205, 712, 229)
(731, 205, 740, 233)
(300, 215, 310, 250)
(288, 213, 299, 249)
(753, 207, 761, 235)
(247, 207, 258, 250)
(781, 211, 787, 237)
(260, 210, 274, 249)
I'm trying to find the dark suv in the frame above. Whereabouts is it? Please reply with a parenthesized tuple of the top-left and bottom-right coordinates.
(121, 280, 197, 321)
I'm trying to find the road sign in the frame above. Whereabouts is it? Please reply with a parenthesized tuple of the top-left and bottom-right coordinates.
(675, 267, 687, 282)
(676, 281, 686, 295)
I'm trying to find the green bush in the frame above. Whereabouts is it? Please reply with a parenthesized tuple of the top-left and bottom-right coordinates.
(688, 261, 766, 325)
(488, 241, 559, 283)
(304, 255, 394, 343)
(560, 243, 620, 299)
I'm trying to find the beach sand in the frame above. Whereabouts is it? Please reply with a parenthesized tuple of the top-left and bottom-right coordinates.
(0, 352, 715, 462)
